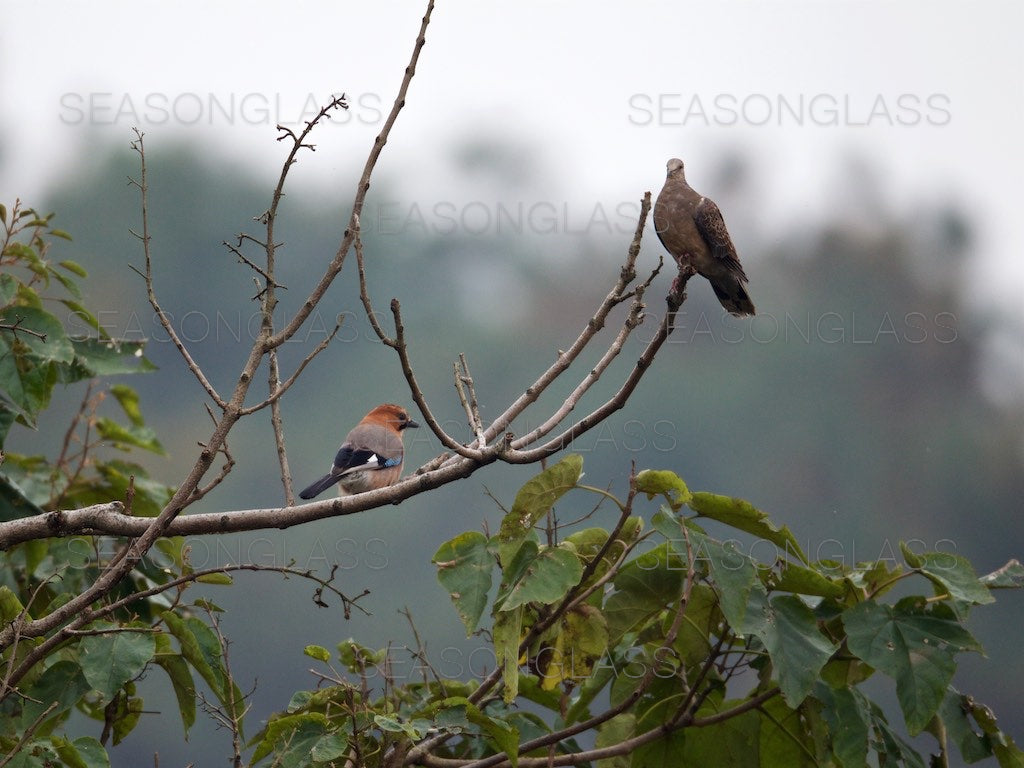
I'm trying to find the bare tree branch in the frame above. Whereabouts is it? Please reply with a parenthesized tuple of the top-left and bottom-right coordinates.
(128, 131, 227, 411)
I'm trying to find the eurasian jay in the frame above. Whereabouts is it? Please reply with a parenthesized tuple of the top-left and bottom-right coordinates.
(298, 403, 419, 500)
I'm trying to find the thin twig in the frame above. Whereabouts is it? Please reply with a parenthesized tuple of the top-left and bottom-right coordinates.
(128, 131, 226, 410)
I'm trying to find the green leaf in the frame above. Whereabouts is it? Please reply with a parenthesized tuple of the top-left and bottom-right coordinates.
(58, 258, 86, 274)
(844, 599, 983, 734)
(909, 551, 996, 605)
(496, 543, 583, 611)
(195, 572, 233, 585)
(50, 736, 110, 768)
(109, 384, 145, 426)
(436, 698, 521, 768)
(161, 612, 226, 702)
(770, 560, 846, 599)
(78, 623, 156, 702)
(815, 682, 872, 768)
(758, 696, 817, 767)
(373, 714, 434, 739)
(433, 530, 494, 635)
(679, 704, 761, 766)
(310, 732, 350, 762)
(250, 712, 329, 764)
(0, 272, 19, 306)
(95, 417, 165, 455)
(900, 540, 924, 568)
(690, 529, 761, 632)
(497, 453, 582, 567)
(70, 338, 155, 377)
(633, 728, 687, 768)
(604, 541, 685, 644)
(934, 686, 991, 763)
(635, 469, 691, 510)
(595, 713, 635, 768)
(534, 605, 608, 690)
(304, 645, 331, 662)
(981, 559, 1024, 589)
(0, 305, 74, 363)
(20, 660, 91, 732)
(153, 651, 196, 738)
(337, 638, 386, 671)
(493, 604, 524, 703)
(743, 594, 838, 706)
(688, 491, 808, 564)
(968, 698, 1024, 767)
(0, 584, 27, 622)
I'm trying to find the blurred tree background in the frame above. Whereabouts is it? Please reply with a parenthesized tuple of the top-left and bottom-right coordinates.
(13, 136, 1022, 765)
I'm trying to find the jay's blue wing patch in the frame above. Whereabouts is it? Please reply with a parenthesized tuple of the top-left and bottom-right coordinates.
(334, 445, 402, 473)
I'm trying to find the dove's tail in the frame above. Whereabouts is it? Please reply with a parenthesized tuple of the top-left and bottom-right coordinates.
(711, 277, 756, 317)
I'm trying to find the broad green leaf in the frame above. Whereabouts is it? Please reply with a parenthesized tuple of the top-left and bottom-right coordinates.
(690, 529, 760, 632)
(689, 491, 807, 564)
(635, 469, 691, 510)
(304, 645, 331, 662)
(497, 543, 583, 611)
(815, 682, 871, 768)
(250, 712, 329, 764)
(844, 599, 982, 734)
(79, 623, 156, 701)
(535, 605, 608, 690)
(50, 736, 110, 768)
(109, 384, 145, 426)
(0, 585, 27, 622)
(758, 696, 817, 767)
(865, 699, 927, 767)
(910, 551, 995, 605)
(436, 698, 521, 768)
(748, 594, 838, 705)
(0, 305, 74, 363)
(900, 540, 924, 568)
(69, 338, 155, 377)
(433, 530, 494, 635)
(595, 713, 635, 768)
(968, 698, 1024, 767)
(671, 582, 718, 666)
(497, 453, 582, 567)
(337, 638, 386, 671)
(934, 686, 991, 763)
(20, 660, 90, 732)
(310, 732, 349, 762)
(633, 728, 687, 768)
(373, 715, 434, 739)
(981, 559, 1024, 589)
(60, 299, 101, 335)
(604, 541, 684, 644)
(769, 560, 846, 599)
(95, 417, 165, 455)
(161, 612, 225, 701)
(108, 692, 143, 745)
(153, 651, 196, 738)
(563, 660, 616, 727)
(493, 604, 523, 703)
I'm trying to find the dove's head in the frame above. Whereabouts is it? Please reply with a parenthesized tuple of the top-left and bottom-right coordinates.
(665, 158, 685, 179)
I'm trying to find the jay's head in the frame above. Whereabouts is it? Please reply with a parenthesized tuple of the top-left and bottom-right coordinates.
(365, 403, 420, 433)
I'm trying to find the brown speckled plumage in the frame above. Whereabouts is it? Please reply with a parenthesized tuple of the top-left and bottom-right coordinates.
(654, 158, 755, 316)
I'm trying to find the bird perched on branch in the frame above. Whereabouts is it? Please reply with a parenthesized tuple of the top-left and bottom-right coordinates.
(298, 403, 419, 499)
(654, 158, 755, 316)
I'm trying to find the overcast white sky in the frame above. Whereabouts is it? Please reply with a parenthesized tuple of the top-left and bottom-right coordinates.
(2, 1, 1022, 310)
